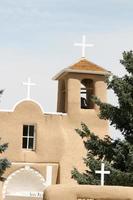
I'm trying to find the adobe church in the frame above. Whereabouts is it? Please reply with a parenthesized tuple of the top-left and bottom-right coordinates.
(0, 36, 110, 200)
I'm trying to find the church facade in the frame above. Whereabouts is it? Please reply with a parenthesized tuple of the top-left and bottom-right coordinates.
(0, 58, 110, 200)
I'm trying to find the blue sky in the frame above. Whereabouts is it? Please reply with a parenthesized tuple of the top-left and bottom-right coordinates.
(0, 0, 133, 47)
(0, 0, 133, 138)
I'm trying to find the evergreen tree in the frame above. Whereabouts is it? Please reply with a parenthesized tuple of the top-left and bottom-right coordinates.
(71, 51, 133, 186)
(0, 141, 11, 181)
(0, 90, 11, 181)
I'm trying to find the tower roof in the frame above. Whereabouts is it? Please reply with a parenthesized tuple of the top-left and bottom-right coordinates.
(53, 58, 111, 80)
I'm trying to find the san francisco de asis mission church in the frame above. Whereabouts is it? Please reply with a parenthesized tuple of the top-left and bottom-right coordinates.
(0, 36, 110, 200)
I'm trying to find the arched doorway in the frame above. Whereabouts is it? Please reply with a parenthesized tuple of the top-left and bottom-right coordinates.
(3, 166, 46, 200)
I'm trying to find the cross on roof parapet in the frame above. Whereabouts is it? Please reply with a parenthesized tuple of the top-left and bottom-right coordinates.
(23, 77, 36, 100)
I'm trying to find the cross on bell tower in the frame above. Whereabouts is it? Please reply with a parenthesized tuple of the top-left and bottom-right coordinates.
(74, 35, 94, 58)
(23, 77, 36, 100)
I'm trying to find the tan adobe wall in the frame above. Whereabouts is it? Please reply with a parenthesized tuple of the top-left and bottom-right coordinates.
(44, 185, 133, 200)
(0, 60, 109, 185)
(57, 73, 107, 115)
(0, 98, 108, 184)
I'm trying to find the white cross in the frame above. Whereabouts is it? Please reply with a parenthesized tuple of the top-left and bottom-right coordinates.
(95, 163, 110, 186)
(74, 35, 94, 58)
(23, 77, 36, 100)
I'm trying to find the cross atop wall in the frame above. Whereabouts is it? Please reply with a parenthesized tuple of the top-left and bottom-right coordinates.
(95, 163, 110, 186)
(23, 77, 36, 100)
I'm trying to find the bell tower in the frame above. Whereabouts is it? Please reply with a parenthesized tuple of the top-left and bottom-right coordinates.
(53, 58, 110, 115)
(53, 35, 111, 135)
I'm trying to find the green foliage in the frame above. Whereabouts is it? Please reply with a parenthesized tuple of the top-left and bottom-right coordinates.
(72, 124, 133, 186)
(72, 51, 133, 186)
(93, 51, 133, 143)
(0, 140, 11, 181)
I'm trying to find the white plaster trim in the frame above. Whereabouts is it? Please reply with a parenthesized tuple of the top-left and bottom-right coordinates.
(2, 166, 46, 199)
(13, 99, 45, 113)
(5, 191, 43, 198)
(46, 166, 53, 186)
(45, 112, 67, 116)
(52, 69, 67, 80)
(11, 162, 58, 165)
(0, 99, 68, 116)
(53, 68, 111, 80)
(0, 99, 45, 113)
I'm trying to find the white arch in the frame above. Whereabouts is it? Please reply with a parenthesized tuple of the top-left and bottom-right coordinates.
(12, 99, 45, 113)
(0, 98, 68, 116)
(3, 166, 46, 199)
(0, 99, 45, 114)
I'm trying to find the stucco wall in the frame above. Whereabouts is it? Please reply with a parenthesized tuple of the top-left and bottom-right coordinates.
(0, 69, 109, 186)
(0, 97, 108, 184)
(44, 185, 133, 200)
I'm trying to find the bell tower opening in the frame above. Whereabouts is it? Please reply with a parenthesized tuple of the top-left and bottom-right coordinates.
(80, 79, 94, 109)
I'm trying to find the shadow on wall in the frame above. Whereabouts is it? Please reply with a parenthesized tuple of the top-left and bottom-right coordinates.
(44, 185, 133, 200)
